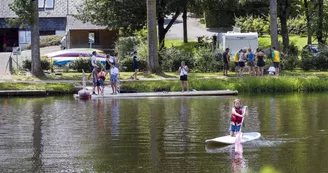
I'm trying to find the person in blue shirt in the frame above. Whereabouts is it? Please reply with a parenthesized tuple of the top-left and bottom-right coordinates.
(247, 48, 255, 76)
(130, 51, 139, 80)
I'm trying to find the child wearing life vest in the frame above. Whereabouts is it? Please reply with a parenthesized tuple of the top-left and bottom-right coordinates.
(97, 70, 106, 95)
(230, 99, 247, 136)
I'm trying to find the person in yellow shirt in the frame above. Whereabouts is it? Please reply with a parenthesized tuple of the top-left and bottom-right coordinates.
(234, 50, 241, 75)
(271, 47, 280, 76)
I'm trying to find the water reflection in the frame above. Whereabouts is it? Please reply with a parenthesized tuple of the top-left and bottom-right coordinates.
(110, 99, 120, 136)
(2, 94, 328, 172)
(31, 100, 44, 172)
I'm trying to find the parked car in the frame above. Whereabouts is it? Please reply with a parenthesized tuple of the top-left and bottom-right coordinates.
(303, 44, 328, 56)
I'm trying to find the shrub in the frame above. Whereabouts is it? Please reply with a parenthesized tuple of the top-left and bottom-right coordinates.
(301, 48, 315, 71)
(315, 48, 328, 71)
(115, 37, 141, 61)
(26, 35, 62, 49)
(235, 15, 307, 35)
(22, 59, 50, 71)
(69, 58, 92, 73)
(194, 47, 223, 72)
(159, 47, 195, 72)
(281, 43, 299, 71)
(119, 57, 147, 72)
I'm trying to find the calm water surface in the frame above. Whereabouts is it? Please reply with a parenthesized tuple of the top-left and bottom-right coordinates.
(1, 93, 328, 173)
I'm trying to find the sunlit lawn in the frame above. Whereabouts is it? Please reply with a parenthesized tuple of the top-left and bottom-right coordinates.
(9, 70, 328, 81)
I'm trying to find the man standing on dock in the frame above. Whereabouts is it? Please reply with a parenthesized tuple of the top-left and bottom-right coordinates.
(91, 51, 99, 95)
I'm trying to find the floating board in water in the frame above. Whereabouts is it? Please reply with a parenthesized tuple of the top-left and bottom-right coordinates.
(205, 132, 261, 144)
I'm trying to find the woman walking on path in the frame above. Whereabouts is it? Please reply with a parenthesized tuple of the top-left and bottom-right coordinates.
(178, 61, 189, 92)
(256, 48, 265, 76)
(130, 51, 139, 80)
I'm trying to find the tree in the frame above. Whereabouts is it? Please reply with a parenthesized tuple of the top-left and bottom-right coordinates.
(9, 0, 44, 78)
(147, 0, 159, 73)
(304, 0, 312, 44)
(76, 0, 147, 36)
(183, 8, 188, 43)
(270, 0, 279, 50)
(317, 0, 324, 44)
(278, 0, 290, 52)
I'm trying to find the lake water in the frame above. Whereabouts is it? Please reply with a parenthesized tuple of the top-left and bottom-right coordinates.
(1, 93, 328, 173)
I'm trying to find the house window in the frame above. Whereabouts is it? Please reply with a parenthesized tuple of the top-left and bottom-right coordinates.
(38, 0, 54, 9)
(19, 31, 31, 44)
(88, 31, 100, 45)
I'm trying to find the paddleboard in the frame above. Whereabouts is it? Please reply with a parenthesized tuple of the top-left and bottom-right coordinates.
(205, 132, 261, 144)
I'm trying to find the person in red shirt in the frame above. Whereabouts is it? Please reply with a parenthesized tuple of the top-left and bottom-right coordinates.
(230, 99, 247, 136)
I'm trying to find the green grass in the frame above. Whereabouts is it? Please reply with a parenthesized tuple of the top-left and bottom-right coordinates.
(121, 76, 328, 93)
(165, 40, 198, 52)
(0, 82, 75, 91)
(258, 35, 315, 51)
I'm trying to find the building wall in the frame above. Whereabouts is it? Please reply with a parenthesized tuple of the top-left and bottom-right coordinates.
(69, 30, 118, 50)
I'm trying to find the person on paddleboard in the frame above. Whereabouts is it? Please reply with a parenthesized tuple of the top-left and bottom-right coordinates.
(230, 99, 247, 136)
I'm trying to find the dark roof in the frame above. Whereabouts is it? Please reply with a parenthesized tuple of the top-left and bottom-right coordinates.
(66, 16, 107, 30)
(1, 0, 68, 18)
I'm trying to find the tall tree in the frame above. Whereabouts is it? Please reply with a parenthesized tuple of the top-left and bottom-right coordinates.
(76, 0, 147, 36)
(157, 0, 182, 50)
(182, 8, 188, 43)
(304, 0, 312, 44)
(317, 0, 324, 44)
(270, 0, 279, 50)
(147, 0, 159, 73)
(9, 0, 45, 78)
(278, 0, 290, 52)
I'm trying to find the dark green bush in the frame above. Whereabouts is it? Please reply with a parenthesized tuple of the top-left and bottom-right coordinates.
(26, 35, 62, 49)
(315, 48, 328, 71)
(115, 37, 141, 61)
(159, 47, 195, 72)
(281, 43, 299, 71)
(194, 47, 223, 72)
(69, 58, 92, 73)
(301, 48, 315, 71)
(22, 59, 51, 71)
(120, 57, 148, 72)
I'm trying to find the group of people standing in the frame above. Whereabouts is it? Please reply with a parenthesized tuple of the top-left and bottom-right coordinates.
(222, 47, 280, 77)
(91, 51, 120, 95)
(90, 51, 140, 95)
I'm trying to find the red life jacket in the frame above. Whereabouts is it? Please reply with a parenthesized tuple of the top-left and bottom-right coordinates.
(231, 107, 243, 124)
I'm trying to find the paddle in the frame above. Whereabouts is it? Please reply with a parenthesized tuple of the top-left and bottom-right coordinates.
(235, 106, 248, 153)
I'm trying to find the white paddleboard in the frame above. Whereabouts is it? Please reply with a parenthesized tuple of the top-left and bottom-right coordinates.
(205, 132, 261, 144)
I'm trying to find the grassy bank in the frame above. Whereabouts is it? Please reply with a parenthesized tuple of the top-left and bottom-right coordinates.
(121, 76, 328, 93)
(0, 82, 75, 92)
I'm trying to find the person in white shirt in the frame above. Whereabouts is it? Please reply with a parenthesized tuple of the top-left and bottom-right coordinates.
(178, 61, 189, 92)
(91, 51, 99, 95)
(110, 64, 120, 94)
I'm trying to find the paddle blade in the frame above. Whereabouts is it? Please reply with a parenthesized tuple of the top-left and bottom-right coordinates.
(235, 132, 243, 153)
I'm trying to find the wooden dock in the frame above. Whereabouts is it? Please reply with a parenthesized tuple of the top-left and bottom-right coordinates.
(74, 90, 238, 99)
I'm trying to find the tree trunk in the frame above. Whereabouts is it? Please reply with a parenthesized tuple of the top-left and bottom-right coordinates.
(157, 10, 181, 50)
(304, 0, 312, 44)
(183, 9, 188, 43)
(278, 0, 289, 52)
(147, 0, 159, 73)
(31, 0, 44, 78)
(317, 0, 324, 44)
(158, 16, 166, 50)
(270, 0, 279, 50)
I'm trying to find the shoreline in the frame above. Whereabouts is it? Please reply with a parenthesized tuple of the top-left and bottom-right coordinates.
(1, 76, 328, 97)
